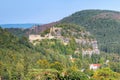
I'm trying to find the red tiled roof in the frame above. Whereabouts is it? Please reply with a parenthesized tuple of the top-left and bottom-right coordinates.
(91, 64, 101, 67)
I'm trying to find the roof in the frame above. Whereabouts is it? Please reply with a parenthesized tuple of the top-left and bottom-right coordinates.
(90, 64, 101, 67)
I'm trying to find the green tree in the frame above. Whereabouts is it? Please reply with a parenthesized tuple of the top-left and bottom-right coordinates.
(37, 59, 50, 69)
(65, 68, 89, 80)
(51, 62, 64, 71)
(93, 68, 120, 80)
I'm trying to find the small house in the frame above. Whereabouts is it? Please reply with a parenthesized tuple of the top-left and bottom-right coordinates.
(90, 64, 101, 70)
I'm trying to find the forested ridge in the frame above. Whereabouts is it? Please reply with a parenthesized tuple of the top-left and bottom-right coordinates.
(61, 10, 120, 54)
(0, 22, 120, 80)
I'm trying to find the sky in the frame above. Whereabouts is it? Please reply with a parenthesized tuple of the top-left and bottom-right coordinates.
(0, 0, 120, 24)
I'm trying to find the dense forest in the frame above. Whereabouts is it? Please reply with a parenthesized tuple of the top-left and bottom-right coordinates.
(0, 22, 120, 80)
(61, 10, 120, 54)
(5, 28, 28, 38)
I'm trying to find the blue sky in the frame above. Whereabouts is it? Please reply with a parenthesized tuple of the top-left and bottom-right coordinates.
(0, 0, 120, 24)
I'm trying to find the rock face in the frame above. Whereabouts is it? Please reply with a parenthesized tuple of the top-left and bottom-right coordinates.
(75, 38, 100, 56)
(82, 40, 100, 57)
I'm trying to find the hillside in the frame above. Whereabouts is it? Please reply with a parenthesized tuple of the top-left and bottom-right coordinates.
(61, 10, 120, 54)
(27, 23, 120, 79)
(0, 27, 33, 51)
(0, 27, 38, 79)
(5, 28, 28, 37)
(29, 23, 100, 56)
(0, 24, 120, 80)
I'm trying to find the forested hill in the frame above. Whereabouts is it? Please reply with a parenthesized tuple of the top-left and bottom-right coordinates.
(61, 10, 120, 54)
(1, 24, 120, 80)
(0, 27, 34, 52)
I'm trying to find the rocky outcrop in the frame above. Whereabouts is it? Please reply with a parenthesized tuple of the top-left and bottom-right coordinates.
(82, 40, 100, 57)
(29, 25, 100, 56)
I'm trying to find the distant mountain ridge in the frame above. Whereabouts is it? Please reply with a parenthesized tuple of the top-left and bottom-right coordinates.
(0, 23, 41, 28)
(5, 22, 58, 37)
